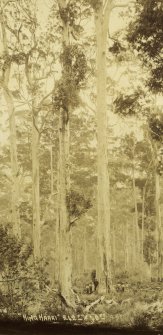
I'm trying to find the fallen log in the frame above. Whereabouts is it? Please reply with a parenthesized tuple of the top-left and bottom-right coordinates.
(84, 296, 105, 312)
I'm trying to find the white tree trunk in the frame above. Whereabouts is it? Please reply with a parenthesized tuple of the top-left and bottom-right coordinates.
(132, 214, 137, 271)
(50, 145, 54, 196)
(125, 221, 129, 271)
(32, 113, 41, 260)
(83, 226, 87, 272)
(57, 0, 75, 307)
(132, 162, 140, 260)
(4, 90, 21, 238)
(141, 187, 145, 264)
(95, 3, 112, 293)
(58, 112, 74, 306)
(55, 161, 60, 283)
(1, 17, 21, 238)
(155, 172, 163, 280)
(112, 221, 116, 271)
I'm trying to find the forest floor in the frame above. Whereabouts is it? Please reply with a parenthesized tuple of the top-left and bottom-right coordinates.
(66, 281, 163, 330)
(1, 281, 163, 331)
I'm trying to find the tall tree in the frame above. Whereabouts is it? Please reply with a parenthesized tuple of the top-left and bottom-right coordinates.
(0, 1, 21, 238)
(89, 0, 134, 292)
(21, 0, 56, 259)
(89, 0, 113, 294)
(148, 112, 163, 280)
(127, 0, 163, 280)
(53, 0, 87, 306)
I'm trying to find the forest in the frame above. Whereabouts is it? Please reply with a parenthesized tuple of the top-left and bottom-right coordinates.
(0, 0, 163, 330)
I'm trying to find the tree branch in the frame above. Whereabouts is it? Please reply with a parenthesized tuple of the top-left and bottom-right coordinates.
(4, 22, 17, 38)
(35, 73, 51, 82)
(2, 0, 16, 10)
(111, 0, 136, 11)
(103, 0, 111, 32)
(85, 296, 105, 312)
(40, 109, 51, 133)
(33, 115, 40, 134)
(80, 100, 95, 114)
(41, 192, 58, 226)
(69, 216, 80, 226)
(69, 207, 91, 230)
(38, 90, 53, 110)
(103, 0, 110, 16)
(25, 55, 33, 86)
(0, 277, 22, 282)
(57, 0, 66, 9)
(37, 90, 53, 132)
(0, 12, 11, 85)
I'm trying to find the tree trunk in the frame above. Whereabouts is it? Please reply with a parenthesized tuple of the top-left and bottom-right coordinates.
(132, 214, 137, 272)
(132, 162, 140, 260)
(149, 253, 152, 281)
(112, 221, 116, 278)
(50, 145, 54, 196)
(95, 4, 112, 293)
(57, 0, 75, 307)
(24, 57, 41, 260)
(83, 226, 87, 272)
(125, 221, 129, 272)
(155, 172, 163, 280)
(123, 220, 126, 270)
(58, 111, 74, 306)
(141, 187, 145, 264)
(32, 112, 41, 260)
(1, 16, 21, 238)
(4, 90, 21, 238)
(55, 160, 60, 284)
(146, 126, 162, 280)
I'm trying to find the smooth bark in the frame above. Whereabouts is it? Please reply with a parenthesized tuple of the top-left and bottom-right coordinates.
(94, 1, 112, 293)
(57, 0, 75, 307)
(155, 172, 163, 280)
(50, 145, 54, 196)
(4, 89, 21, 238)
(25, 57, 41, 260)
(32, 111, 41, 259)
(83, 226, 87, 272)
(58, 110, 74, 306)
(0, 15, 21, 238)
(141, 186, 145, 264)
(132, 152, 140, 264)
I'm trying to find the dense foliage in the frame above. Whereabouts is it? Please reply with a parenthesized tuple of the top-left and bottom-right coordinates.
(128, 0, 163, 92)
(0, 0, 163, 329)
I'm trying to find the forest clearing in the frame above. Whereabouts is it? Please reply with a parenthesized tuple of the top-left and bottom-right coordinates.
(0, 0, 163, 331)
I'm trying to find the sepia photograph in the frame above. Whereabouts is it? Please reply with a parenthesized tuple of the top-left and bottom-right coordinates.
(0, 0, 162, 334)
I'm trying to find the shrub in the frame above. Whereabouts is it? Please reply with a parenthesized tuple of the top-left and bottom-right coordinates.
(0, 225, 49, 316)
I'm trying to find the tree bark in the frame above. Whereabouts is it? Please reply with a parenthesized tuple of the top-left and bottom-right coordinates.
(1, 16, 21, 238)
(58, 110, 74, 306)
(132, 214, 137, 272)
(57, 0, 75, 307)
(155, 172, 163, 280)
(125, 221, 129, 272)
(132, 160, 140, 260)
(25, 51, 41, 260)
(94, 2, 112, 293)
(4, 89, 21, 238)
(141, 186, 145, 265)
(112, 221, 116, 278)
(83, 226, 87, 272)
(50, 145, 54, 196)
(32, 111, 41, 260)
(55, 160, 60, 283)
